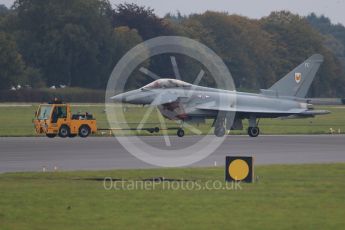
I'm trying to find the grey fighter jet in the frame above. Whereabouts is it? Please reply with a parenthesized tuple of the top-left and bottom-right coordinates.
(112, 54, 330, 137)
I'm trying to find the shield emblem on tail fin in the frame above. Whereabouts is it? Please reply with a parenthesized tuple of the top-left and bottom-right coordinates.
(295, 73, 301, 83)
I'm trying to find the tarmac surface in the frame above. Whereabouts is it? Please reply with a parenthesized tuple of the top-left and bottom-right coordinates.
(0, 135, 344, 172)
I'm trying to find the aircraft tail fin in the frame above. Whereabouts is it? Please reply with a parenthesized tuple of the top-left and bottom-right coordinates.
(268, 54, 324, 98)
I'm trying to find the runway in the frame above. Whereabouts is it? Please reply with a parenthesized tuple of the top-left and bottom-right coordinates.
(0, 135, 344, 172)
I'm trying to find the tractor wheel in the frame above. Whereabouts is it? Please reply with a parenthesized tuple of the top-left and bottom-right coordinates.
(58, 125, 70, 138)
(79, 125, 90, 138)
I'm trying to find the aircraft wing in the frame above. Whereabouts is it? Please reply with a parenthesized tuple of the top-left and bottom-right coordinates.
(195, 101, 323, 115)
(299, 110, 330, 115)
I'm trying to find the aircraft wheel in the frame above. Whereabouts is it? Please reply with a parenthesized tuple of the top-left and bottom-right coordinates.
(79, 125, 90, 138)
(248, 127, 260, 137)
(177, 128, 185, 137)
(214, 126, 226, 137)
(58, 125, 70, 138)
(46, 134, 56, 138)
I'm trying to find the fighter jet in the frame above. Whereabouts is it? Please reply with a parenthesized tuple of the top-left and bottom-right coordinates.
(112, 54, 329, 137)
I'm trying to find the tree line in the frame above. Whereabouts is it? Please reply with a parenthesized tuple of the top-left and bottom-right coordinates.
(0, 0, 345, 97)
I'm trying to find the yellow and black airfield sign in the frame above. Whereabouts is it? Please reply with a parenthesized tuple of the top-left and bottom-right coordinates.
(225, 156, 254, 183)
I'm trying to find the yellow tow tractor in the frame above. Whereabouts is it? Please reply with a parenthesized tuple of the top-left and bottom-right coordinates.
(33, 99, 97, 138)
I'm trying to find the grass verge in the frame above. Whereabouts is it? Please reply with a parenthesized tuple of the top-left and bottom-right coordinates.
(0, 104, 344, 136)
(0, 163, 344, 229)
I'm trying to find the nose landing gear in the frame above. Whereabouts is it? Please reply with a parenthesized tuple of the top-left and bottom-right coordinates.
(177, 128, 185, 137)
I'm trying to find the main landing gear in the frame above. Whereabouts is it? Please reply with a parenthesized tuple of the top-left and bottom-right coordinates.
(214, 126, 226, 137)
(248, 116, 260, 137)
(247, 127, 260, 137)
(214, 115, 226, 137)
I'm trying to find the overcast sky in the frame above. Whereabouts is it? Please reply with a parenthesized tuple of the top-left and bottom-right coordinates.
(1, 0, 345, 26)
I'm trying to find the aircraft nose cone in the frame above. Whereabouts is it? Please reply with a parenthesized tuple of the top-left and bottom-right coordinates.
(111, 89, 152, 104)
(111, 93, 126, 102)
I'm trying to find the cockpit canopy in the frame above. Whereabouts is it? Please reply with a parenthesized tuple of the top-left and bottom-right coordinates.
(142, 79, 191, 90)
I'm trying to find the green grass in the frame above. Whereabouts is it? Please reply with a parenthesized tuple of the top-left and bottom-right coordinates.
(0, 164, 344, 229)
(0, 103, 344, 136)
